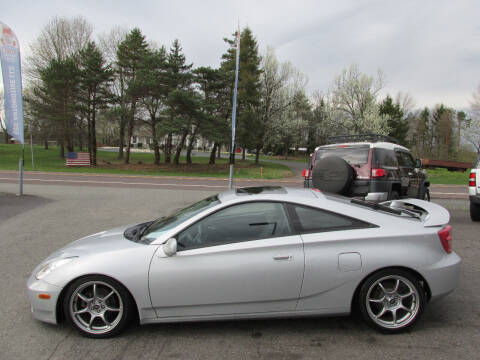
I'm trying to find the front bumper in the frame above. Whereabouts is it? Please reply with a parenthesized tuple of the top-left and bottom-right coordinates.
(27, 275, 62, 324)
(423, 252, 461, 302)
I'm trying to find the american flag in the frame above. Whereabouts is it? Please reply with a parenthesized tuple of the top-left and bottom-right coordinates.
(66, 152, 91, 166)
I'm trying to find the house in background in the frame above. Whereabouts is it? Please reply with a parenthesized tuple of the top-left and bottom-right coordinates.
(130, 126, 152, 148)
(130, 125, 213, 151)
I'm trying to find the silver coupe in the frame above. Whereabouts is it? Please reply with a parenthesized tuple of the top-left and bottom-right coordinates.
(27, 187, 461, 338)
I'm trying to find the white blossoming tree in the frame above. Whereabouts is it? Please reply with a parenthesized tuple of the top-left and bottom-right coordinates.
(326, 64, 389, 135)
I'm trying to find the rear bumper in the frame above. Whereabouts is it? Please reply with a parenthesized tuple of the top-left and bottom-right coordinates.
(422, 252, 461, 302)
(27, 275, 61, 324)
(470, 195, 480, 204)
(365, 192, 388, 201)
(353, 180, 390, 201)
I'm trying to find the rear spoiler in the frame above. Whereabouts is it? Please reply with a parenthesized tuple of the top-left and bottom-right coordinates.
(380, 199, 450, 227)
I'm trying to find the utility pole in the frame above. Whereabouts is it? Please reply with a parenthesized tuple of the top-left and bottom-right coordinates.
(229, 24, 240, 190)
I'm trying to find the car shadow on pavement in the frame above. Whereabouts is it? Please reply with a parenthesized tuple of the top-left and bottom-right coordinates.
(0, 192, 52, 223)
(123, 314, 369, 340)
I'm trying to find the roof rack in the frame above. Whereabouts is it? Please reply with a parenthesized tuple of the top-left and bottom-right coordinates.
(327, 134, 399, 145)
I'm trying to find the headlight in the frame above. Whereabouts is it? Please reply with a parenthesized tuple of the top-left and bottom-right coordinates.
(35, 257, 78, 280)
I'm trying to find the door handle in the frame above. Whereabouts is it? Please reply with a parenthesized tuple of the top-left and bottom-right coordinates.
(273, 255, 293, 261)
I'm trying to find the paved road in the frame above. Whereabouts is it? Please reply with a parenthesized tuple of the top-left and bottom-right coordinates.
(0, 170, 468, 199)
(0, 170, 300, 190)
(0, 184, 478, 360)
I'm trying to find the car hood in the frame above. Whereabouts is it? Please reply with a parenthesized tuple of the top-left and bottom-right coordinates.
(44, 224, 137, 261)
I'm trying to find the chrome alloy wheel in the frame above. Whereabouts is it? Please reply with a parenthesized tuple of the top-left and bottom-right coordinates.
(366, 275, 420, 329)
(69, 281, 124, 335)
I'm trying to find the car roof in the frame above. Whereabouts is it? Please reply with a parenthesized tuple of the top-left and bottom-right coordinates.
(315, 142, 410, 152)
(218, 186, 323, 204)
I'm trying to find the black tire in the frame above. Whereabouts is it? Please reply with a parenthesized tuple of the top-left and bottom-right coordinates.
(358, 269, 426, 333)
(63, 275, 134, 338)
(312, 156, 354, 194)
(419, 186, 430, 201)
(470, 202, 480, 221)
(389, 191, 400, 200)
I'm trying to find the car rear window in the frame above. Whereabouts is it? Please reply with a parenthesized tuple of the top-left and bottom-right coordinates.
(288, 204, 375, 233)
(315, 145, 370, 165)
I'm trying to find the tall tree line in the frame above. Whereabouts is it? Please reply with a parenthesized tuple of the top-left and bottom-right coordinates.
(18, 16, 479, 165)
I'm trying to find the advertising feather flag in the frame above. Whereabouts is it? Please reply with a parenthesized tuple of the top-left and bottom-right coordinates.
(0, 21, 24, 144)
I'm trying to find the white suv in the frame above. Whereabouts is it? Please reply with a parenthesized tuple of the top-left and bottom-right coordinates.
(469, 156, 480, 221)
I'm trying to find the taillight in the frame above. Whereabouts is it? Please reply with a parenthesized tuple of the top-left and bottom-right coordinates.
(371, 168, 386, 178)
(302, 169, 311, 178)
(438, 225, 452, 253)
(469, 172, 476, 187)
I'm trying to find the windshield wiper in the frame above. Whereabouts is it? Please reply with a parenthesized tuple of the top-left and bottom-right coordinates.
(136, 221, 155, 242)
(137, 216, 166, 242)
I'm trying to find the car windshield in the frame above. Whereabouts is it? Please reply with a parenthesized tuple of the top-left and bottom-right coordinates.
(315, 145, 370, 165)
(138, 195, 220, 244)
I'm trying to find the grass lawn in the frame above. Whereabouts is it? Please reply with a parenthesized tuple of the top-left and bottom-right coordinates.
(0, 144, 293, 179)
(426, 168, 471, 185)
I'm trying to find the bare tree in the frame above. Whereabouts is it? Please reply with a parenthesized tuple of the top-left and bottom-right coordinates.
(395, 91, 415, 115)
(98, 26, 130, 159)
(464, 85, 480, 153)
(256, 47, 307, 162)
(26, 16, 92, 79)
(98, 26, 129, 63)
(472, 85, 480, 114)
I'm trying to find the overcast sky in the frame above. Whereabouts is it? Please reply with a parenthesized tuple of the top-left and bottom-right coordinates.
(2, 0, 479, 109)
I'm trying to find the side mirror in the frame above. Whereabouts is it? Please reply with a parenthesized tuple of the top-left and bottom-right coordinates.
(415, 159, 422, 168)
(163, 238, 177, 257)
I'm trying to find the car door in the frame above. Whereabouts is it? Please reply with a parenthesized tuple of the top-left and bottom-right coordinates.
(403, 151, 421, 197)
(394, 150, 416, 197)
(396, 150, 420, 197)
(286, 203, 376, 311)
(148, 201, 305, 318)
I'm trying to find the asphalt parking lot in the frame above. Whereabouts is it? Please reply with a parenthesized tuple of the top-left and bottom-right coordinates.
(0, 184, 479, 360)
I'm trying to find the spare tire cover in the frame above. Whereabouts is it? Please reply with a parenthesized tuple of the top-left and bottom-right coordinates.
(312, 156, 354, 194)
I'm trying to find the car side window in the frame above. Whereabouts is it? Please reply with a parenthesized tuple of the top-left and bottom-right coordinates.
(396, 151, 414, 168)
(288, 204, 373, 233)
(373, 148, 398, 167)
(403, 152, 415, 168)
(176, 202, 292, 251)
(395, 151, 405, 166)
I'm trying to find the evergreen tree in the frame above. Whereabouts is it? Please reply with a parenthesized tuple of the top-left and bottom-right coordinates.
(379, 95, 409, 145)
(136, 47, 169, 165)
(164, 39, 194, 165)
(308, 94, 329, 152)
(78, 41, 114, 165)
(432, 105, 455, 159)
(117, 28, 149, 164)
(35, 57, 80, 158)
(416, 107, 430, 157)
(220, 27, 262, 163)
(192, 66, 229, 164)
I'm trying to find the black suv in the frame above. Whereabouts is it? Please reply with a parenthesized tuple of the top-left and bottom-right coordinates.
(302, 134, 430, 201)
